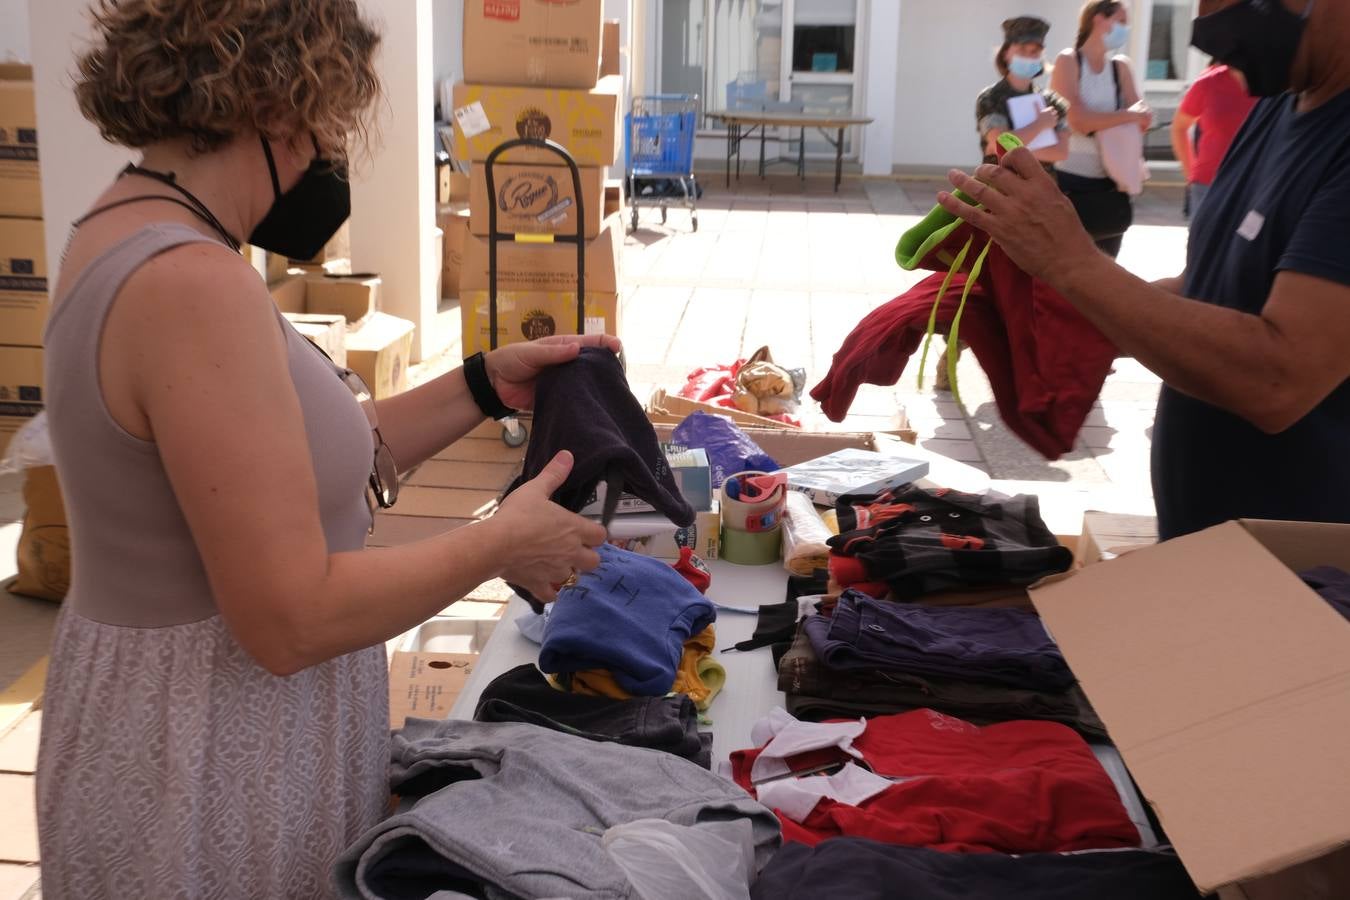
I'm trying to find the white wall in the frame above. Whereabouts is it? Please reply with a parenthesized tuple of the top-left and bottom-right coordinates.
(892, 0, 1084, 171)
(28, 0, 134, 283)
(352, 0, 439, 361)
(431, 0, 462, 115)
(0, 0, 29, 62)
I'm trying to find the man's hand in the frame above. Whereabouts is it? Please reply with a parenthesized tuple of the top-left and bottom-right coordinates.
(936, 148, 1101, 281)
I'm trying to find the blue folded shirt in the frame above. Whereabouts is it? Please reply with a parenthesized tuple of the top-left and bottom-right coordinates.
(539, 544, 716, 695)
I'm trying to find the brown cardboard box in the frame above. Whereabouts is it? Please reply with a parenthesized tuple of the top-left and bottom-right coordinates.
(437, 204, 470, 299)
(450, 169, 470, 202)
(0, 216, 48, 346)
(461, 212, 621, 294)
(0, 65, 41, 218)
(601, 19, 621, 78)
(469, 163, 605, 239)
(1078, 510, 1158, 565)
(436, 162, 452, 205)
(12, 465, 68, 602)
(388, 650, 477, 729)
(460, 288, 618, 356)
(451, 76, 622, 166)
(603, 178, 624, 220)
(433, 226, 444, 301)
(306, 274, 380, 325)
(268, 274, 308, 315)
(463, 0, 602, 89)
(346, 311, 414, 400)
(0, 345, 42, 410)
(283, 312, 347, 367)
(1032, 519, 1350, 897)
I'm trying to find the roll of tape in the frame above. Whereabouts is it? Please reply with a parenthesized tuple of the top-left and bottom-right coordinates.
(720, 524, 783, 566)
(721, 471, 786, 534)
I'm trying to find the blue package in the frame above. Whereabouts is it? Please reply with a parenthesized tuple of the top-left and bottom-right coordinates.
(670, 411, 779, 488)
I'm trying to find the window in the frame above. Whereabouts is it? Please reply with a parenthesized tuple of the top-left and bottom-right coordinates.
(1145, 0, 1192, 82)
(659, 0, 781, 109)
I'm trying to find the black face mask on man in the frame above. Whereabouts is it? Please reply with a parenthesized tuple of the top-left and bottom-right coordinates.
(1190, 0, 1315, 97)
(247, 137, 351, 260)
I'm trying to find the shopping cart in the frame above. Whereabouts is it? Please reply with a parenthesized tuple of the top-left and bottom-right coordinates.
(483, 137, 587, 447)
(625, 94, 699, 232)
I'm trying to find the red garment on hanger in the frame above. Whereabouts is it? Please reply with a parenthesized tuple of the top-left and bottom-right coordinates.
(810, 227, 1116, 460)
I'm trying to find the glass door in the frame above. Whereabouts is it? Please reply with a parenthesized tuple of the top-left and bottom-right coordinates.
(780, 0, 862, 157)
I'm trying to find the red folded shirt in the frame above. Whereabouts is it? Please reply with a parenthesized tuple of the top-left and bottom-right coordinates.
(731, 709, 1140, 854)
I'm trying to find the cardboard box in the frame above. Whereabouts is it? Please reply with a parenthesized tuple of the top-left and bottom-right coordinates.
(1078, 510, 1158, 565)
(451, 76, 622, 167)
(461, 212, 621, 294)
(283, 312, 347, 367)
(306, 274, 380, 325)
(0, 216, 48, 346)
(606, 502, 721, 561)
(470, 163, 605, 239)
(437, 204, 470, 298)
(346, 311, 414, 400)
(601, 19, 621, 78)
(580, 446, 713, 517)
(0, 65, 41, 218)
(450, 169, 470, 202)
(437, 162, 452, 205)
(388, 650, 477, 729)
(268, 274, 308, 315)
(0, 345, 42, 411)
(463, 0, 603, 89)
(1031, 519, 1350, 897)
(459, 288, 618, 356)
(433, 225, 444, 301)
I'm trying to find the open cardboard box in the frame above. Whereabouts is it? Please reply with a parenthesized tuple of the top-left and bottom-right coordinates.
(1031, 519, 1350, 898)
(647, 388, 919, 445)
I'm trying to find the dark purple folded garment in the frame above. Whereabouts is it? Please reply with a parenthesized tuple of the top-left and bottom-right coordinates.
(806, 590, 1075, 692)
(1300, 566, 1350, 621)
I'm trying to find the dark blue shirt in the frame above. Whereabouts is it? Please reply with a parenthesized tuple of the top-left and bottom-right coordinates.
(1152, 88, 1350, 540)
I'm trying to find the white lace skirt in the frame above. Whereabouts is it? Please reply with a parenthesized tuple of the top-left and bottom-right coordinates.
(36, 609, 390, 900)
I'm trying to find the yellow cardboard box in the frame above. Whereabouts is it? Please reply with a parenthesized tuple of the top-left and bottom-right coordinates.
(0, 344, 42, 412)
(451, 76, 622, 167)
(461, 212, 621, 294)
(0, 65, 41, 218)
(460, 288, 618, 356)
(463, 0, 603, 89)
(346, 312, 414, 400)
(469, 163, 605, 239)
(0, 216, 48, 346)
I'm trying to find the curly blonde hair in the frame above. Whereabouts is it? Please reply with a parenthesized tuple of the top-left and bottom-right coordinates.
(75, 0, 381, 160)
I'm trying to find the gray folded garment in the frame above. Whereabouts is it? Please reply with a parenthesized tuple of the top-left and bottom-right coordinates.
(334, 718, 781, 900)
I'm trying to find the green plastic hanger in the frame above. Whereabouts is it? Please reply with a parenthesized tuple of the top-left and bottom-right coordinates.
(895, 133, 1023, 404)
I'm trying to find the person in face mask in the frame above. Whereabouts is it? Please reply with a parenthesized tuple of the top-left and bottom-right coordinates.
(1049, 0, 1153, 258)
(37, 1, 612, 896)
(975, 17, 1070, 169)
(937, 0, 1350, 543)
(935, 17, 1072, 393)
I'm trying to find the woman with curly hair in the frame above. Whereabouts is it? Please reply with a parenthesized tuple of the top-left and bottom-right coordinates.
(37, 2, 614, 896)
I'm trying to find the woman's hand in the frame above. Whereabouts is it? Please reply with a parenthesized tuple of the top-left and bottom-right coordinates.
(936, 148, 1101, 282)
(484, 334, 622, 411)
(486, 450, 607, 602)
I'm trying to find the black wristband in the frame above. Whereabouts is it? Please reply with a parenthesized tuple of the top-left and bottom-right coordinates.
(463, 352, 517, 420)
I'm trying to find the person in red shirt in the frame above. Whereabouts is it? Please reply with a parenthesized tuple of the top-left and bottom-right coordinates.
(1169, 63, 1257, 218)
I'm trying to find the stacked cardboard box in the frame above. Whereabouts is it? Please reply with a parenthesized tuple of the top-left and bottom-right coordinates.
(266, 267, 414, 401)
(452, 2, 626, 355)
(1, 65, 46, 455)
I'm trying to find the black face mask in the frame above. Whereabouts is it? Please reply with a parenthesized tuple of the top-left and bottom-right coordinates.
(247, 137, 351, 260)
(1191, 0, 1314, 97)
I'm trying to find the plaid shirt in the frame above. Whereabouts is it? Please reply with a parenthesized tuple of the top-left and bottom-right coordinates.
(828, 486, 1072, 600)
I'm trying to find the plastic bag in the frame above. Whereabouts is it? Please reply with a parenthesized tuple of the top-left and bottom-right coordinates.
(603, 818, 753, 900)
(782, 491, 833, 578)
(0, 411, 53, 475)
(671, 411, 779, 488)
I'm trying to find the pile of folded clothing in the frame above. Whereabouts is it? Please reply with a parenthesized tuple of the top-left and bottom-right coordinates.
(538, 544, 727, 711)
(335, 719, 781, 899)
(777, 590, 1106, 736)
(828, 485, 1073, 600)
